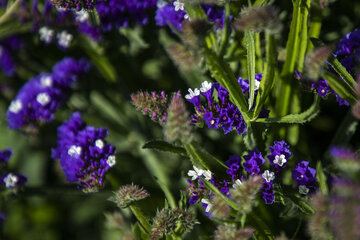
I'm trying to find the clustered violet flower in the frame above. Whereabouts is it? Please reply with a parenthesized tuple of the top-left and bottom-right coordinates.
(267, 140, 292, 170)
(52, 112, 117, 192)
(6, 57, 90, 130)
(0, 149, 27, 190)
(292, 161, 317, 195)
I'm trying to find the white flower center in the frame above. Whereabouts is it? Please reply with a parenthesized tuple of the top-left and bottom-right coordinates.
(36, 93, 51, 106)
(39, 26, 54, 43)
(210, 119, 215, 125)
(95, 139, 104, 149)
(262, 170, 275, 182)
(4, 173, 18, 188)
(107, 155, 116, 167)
(273, 154, 287, 167)
(40, 75, 52, 87)
(9, 100, 22, 113)
(200, 81, 212, 93)
(299, 185, 309, 195)
(201, 198, 212, 212)
(254, 80, 261, 91)
(185, 88, 200, 99)
(232, 179, 243, 189)
(75, 10, 89, 22)
(68, 145, 82, 156)
(57, 31, 73, 48)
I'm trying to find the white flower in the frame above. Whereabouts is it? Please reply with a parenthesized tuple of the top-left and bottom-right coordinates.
(9, 100, 22, 113)
(184, 14, 190, 20)
(40, 75, 52, 87)
(36, 93, 51, 106)
(201, 198, 212, 212)
(68, 145, 82, 156)
(232, 179, 243, 189)
(187, 166, 204, 180)
(200, 81, 212, 93)
(299, 185, 309, 195)
(173, 0, 184, 11)
(273, 154, 287, 167)
(157, 0, 167, 8)
(262, 170, 275, 183)
(107, 155, 116, 167)
(95, 139, 104, 149)
(39, 26, 54, 44)
(75, 10, 89, 23)
(254, 80, 261, 91)
(57, 31, 73, 49)
(185, 88, 200, 100)
(202, 170, 212, 181)
(3, 173, 18, 188)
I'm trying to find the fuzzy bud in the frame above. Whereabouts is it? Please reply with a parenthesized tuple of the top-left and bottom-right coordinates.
(112, 184, 150, 208)
(304, 46, 332, 80)
(214, 224, 254, 240)
(230, 175, 263, 213)
(166, 43, 200, 72)
(131, 91, 170, 124)
(181, 19, 212, 48)
(330, 147, 360, 177)
(308, 192, 331, 240)
(150, 208, 197, 240)
(164, 93, 193, 144)
(209, 195, 231, 219)
(234, 6, 282, 34)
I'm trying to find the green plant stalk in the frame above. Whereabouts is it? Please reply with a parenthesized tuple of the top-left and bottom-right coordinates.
(218, 1, 230, 56)
(0, 0, 21, 25)
(307, 6, 323, 53)
(255, 33, 263, 73)
(296, 0, 311, 73)
(246, 30, 256, 110)
(130, 205, 151, 233)
(327, 54, 357, 87)
(322, 72, 357, 105)
(252, 32, 276, 120)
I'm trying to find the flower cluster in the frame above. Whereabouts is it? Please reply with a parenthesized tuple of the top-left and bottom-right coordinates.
(96, 0, 157, 31)
(155, 1, 226, 31)
(0, 149, 27, 190)
(52, 112, 117, 192)
(0, 36, 22, 77)
(292, 161, 317, 195)
(50, 0, 104, 11)
(112, 184, 150, 208)
(6, 57, 90, 130)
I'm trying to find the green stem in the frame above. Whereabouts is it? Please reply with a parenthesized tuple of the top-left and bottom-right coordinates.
(0, 0, 21, 25)
(255, 33, 263, 72)
(130, 205, 151, 233)
(246, 30, 256, 110)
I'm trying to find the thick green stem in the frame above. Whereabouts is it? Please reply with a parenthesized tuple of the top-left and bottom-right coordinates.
(0, 0, 21, 25)
(130, 205, 151, 233)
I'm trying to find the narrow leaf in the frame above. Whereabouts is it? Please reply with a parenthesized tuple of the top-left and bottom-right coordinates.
(246, 31, 256, 110)
(142, 140, 187, 156)
(322, 72, 357, 105)
(327, 54, 357, 88)
(316, 161, 328, 195)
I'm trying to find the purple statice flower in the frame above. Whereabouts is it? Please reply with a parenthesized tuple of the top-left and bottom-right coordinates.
(96, 0, 157, 31)
(243, 149, 265, 175)
(292, 161, 317, 195)
(333, 91, 350, 106)
(237, 73, 263, 96)
(330, 146, 358, 160)
(52, 112, 117, 192)
(225, 154, 241, 180)
(312, 79, 331, 98)
(6, 57, 90, 130)
(155, 3, 187, 31)
(0, 36, 23, 77)
(267, 140, 292, 170)
(201, 4, 226, 29)
(186, 81, 247, 135)
(0, 149, 12, 163)
(1, 173, 27, 189)
(261, 170, 275, 204)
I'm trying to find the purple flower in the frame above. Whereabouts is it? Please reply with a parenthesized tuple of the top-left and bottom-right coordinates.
(292, 161, 317, 194)
(312, 79, 330, 98)
(261, 181, 274, 204)
(1, 173, 27, 189)
(96, 0, 157, 31)
(201, 4, 226, 29)
(52, 112, 117, 192)
(330, 146, 358, 160)
(189, 195, 199, 205)
(155, 4, 187, 31)
(203, 111, 219, 129)
(0, 149, 12, 163)
(243, 149, 265, 175)
(6, 57, 90, 130)
(226, 163, 240, 180)
(225, 154, 242, 167)
(267, 140, 292, 170)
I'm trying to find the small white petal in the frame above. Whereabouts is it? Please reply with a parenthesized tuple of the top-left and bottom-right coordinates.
(68, 145, 82, 156)
(36, 93, 51, 106)
(40, 75, 52, 87)
(57, 31, 73, 48)
(232, 179, 243, 189)
(274, 154, 287, 167)
(203, 170, 212, 181)
(95, 139, 104, 149)
(201, 198, 212, 212)
(185, 88, 200, 99)
(3, 173, 18, 188)
(254, 80, 261, 91)
(107, 155, 116, 167)
(173, 0, 184, 11)
(9, 100, 22, 113)
(75, 10, 89, 22)
(262, 170, 275, 182)
(39, 26, 54, 43)
(200, 81, 212, 93)
(299, 185, 309, 195)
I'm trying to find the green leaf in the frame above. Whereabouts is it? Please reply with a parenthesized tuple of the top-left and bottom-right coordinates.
(252, 33, 276, 119)
(245, 31, 256, 110)
(78, 36, 117, 82)
(286, 195, 315, 215)
(133, 222, 150, 240)
(203, 49, 250, 122)
(316, 161, 328, 195)
(327, 54, 357, 88)
(322, 72, 357, 105)
(184, 142, 228, 171)
(255, 95, 320, 124)
(142, 140, 187, 156)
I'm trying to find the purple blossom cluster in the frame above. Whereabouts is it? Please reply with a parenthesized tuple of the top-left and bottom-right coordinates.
(6, 57, 90, 130)
(0, 149, 27, 190)
(292, 161, 317, 195)
(186, 74, 268, 135)
(52, 112, 117, 192)
(155, 1, 226, 31)
(96, 0, 157, 31)
(0, 36, 23, 77)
